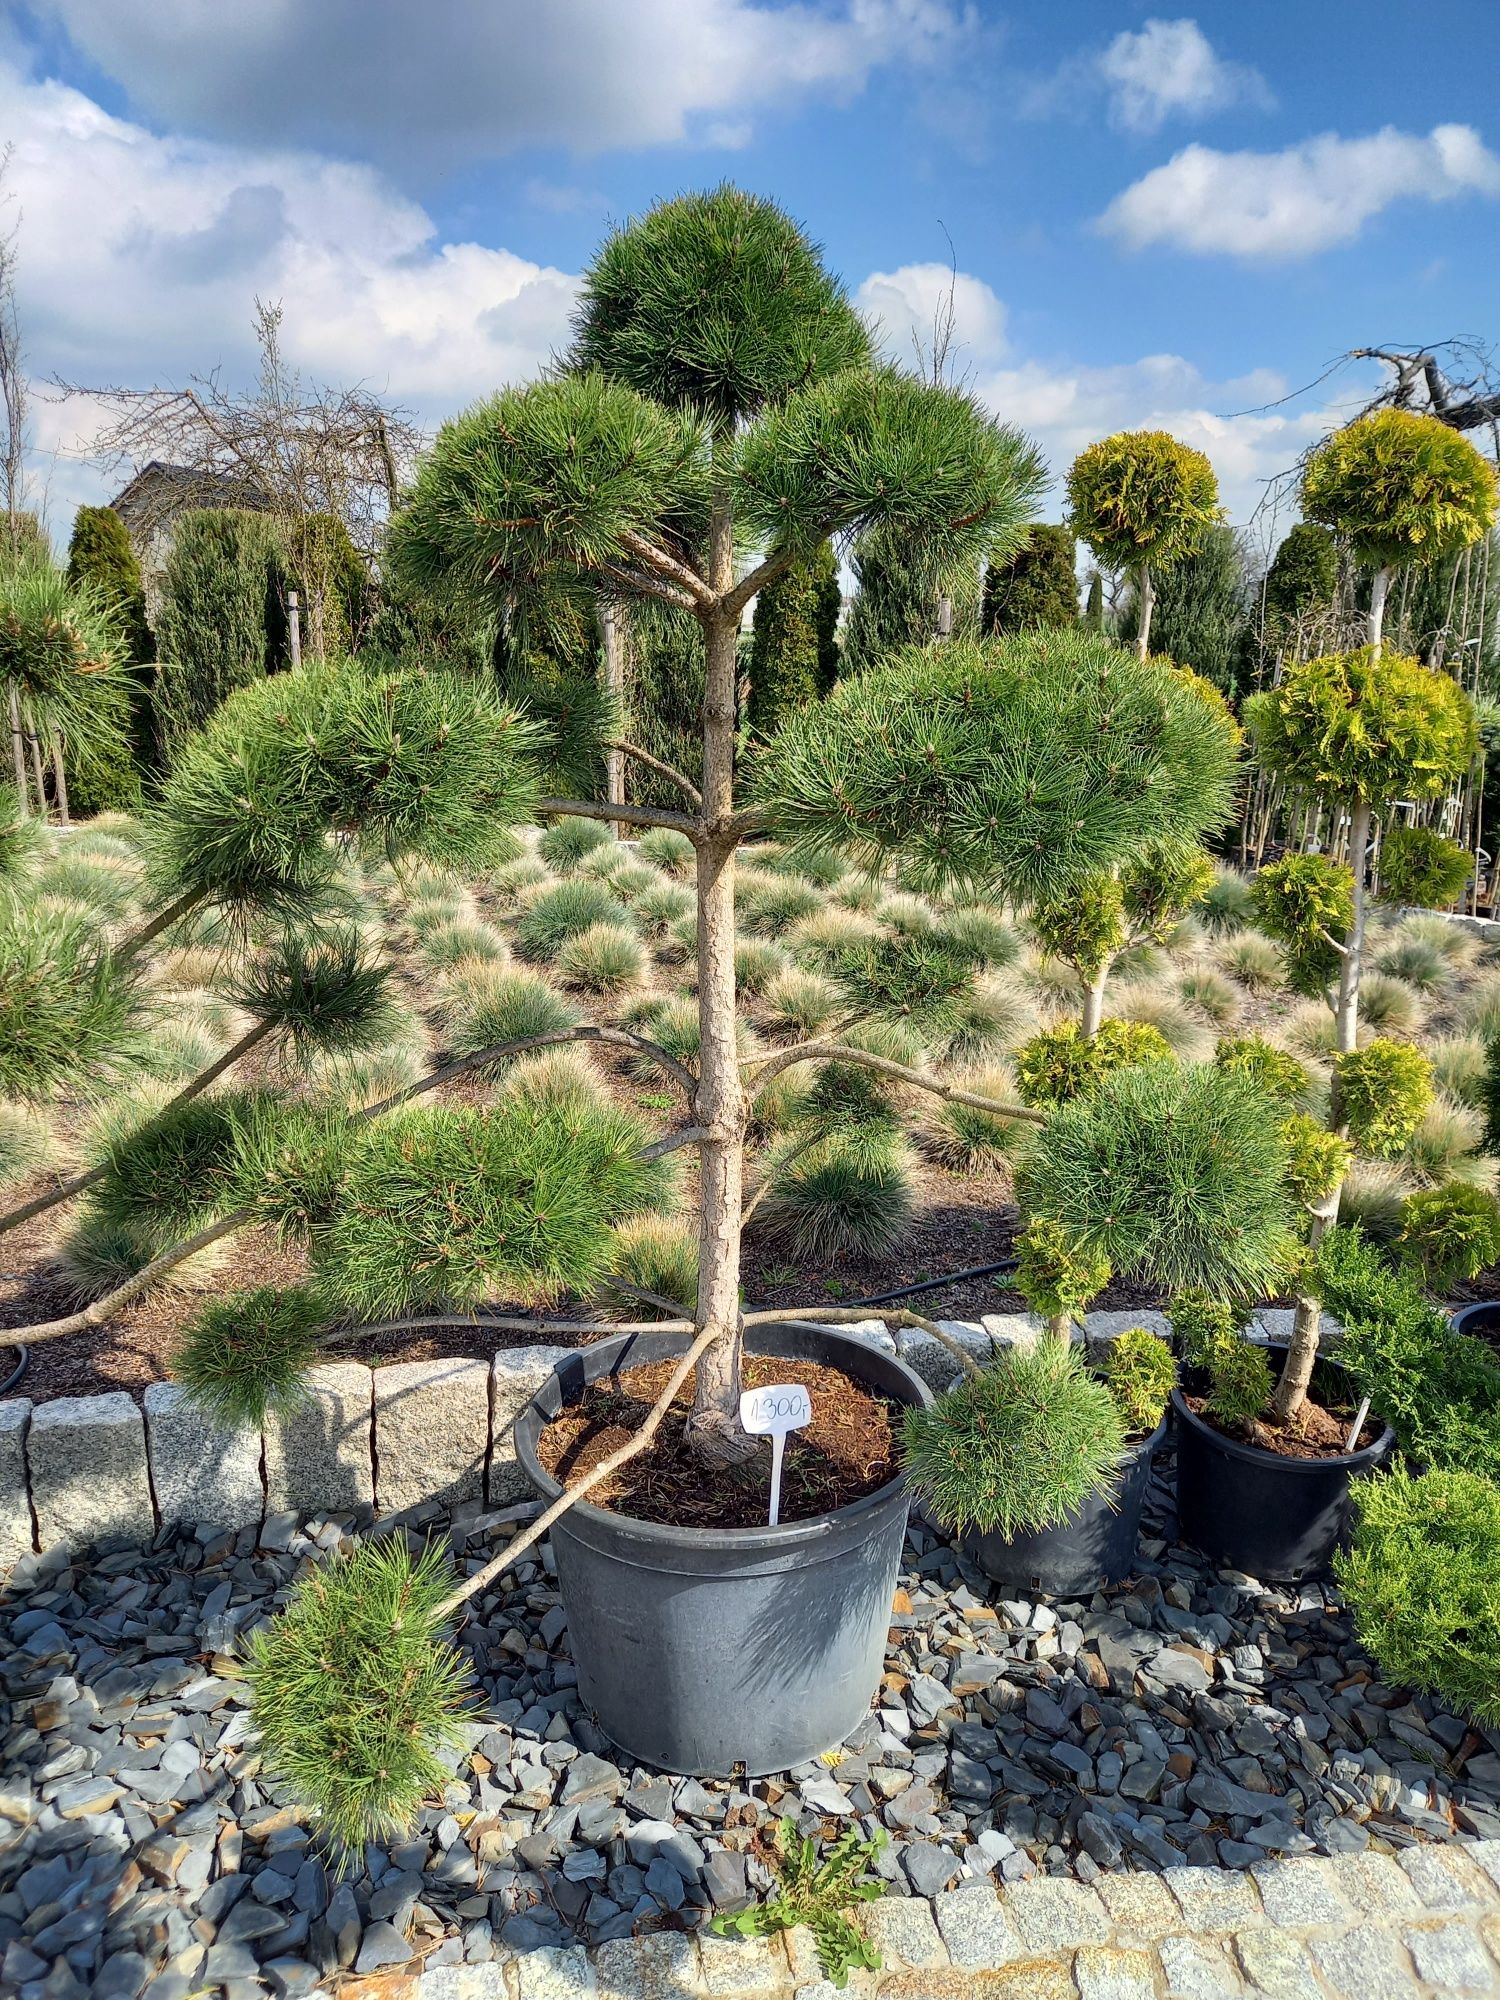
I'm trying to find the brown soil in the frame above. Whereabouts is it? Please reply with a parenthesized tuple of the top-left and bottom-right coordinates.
(1185, 1393, 1384, 1461)
(536, 1354, 898, 1527)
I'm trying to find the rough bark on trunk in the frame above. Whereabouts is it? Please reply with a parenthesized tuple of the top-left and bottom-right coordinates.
(50, 733, 69, 826)
(1271, 793, 1370, 1427)
(1136, 563, 1153, 661)
(23, 700, 46, 819)
(600, 601, 628, 837)
(8, 684, 27, 805)
(686, 501, 752, 1461)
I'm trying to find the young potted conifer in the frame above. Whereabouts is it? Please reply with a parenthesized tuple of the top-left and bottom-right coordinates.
(910, 1057, 1301, 1593)
(1163, 408, 1496, 1577)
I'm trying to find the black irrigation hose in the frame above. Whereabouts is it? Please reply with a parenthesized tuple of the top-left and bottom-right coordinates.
(1, 1344, 28, 1395)
(848, 1258, 1019, 1310)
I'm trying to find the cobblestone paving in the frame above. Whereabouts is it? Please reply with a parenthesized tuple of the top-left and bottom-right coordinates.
(3, 1464, 1497, 2000)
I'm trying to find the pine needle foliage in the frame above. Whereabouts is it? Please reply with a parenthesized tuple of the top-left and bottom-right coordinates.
(227, 930, 398, 1059)
(1018, 1062, 1295, 1299)
(92, 1090, 270, 1246)
(312, 1097, 667, 1318)
(902, 1340, 1125, 1540)
(146, 659, 544, 926)
(1301, 409, 1497, 573)
(171, 1285, 329, 1427)
(0, 562, 138, 788)
(245, 1536, 475, 1852)
(712, 1817, 887, 1992)
(754, 632, 1239, 901)
(825, 925, 985, 1034)
(0, 898, 141, 1100)
(1336, 1467, 1500, 1727)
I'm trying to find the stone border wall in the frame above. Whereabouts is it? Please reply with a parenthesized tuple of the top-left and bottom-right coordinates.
(0, 1308, 1329, 1564)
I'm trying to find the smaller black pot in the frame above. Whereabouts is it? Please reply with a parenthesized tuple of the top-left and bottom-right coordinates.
(1450, 1300, 1500, 1360)
(1173, 1365, 1393, 1582)
(958, 1416, 1167, 1596)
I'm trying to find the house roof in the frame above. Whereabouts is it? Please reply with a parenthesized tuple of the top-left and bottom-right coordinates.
(109, 461, 267, 530)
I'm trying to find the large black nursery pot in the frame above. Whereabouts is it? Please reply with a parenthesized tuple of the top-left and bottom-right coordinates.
(1173, 1358, 1393, 1582)
(957, 1416, 1167, 1596)
(515, 1323, 931, 1778)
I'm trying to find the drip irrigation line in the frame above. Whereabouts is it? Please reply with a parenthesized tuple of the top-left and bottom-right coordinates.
(844, 1259, 1019, 1310)
(1, 1344, 28, 1395)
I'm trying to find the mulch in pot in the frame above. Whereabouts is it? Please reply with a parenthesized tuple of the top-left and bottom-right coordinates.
(536, 1355, 898, 1529)
(1183, 1393, 1384, 1461)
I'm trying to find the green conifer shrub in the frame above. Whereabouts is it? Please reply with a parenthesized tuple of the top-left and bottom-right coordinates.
(747, 539, 840, 734)
(980, 523, 1077, 632)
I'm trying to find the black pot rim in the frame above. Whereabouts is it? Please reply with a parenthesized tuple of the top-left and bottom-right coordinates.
(1170, 1385, 1394, 1476)
(514, 1322, 933, 1554)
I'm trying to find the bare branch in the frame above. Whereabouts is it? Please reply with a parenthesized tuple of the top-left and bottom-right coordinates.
(608, 740, 703, 808)
(723, 541, 801, 623)
(744, 1037, 1046, 1122)
(597, 560, 699, 613)
(359, 1023, 699, 1113)
(536, 794, 701, 835)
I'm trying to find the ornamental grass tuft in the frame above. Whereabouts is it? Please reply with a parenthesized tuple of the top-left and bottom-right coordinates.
(902, 1341, 1125, 1540)
(539, 815, 613, 872)
(245, 1536, 475, 1852)
(442, 966, 581, 1063)
(753, 1131, 916, 1262)
(513, 878, 632, 961)
(556, 921, 646, 995)
(594, 1214, 699, 1318)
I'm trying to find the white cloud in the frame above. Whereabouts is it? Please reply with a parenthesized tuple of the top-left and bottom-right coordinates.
(855, 264, 1338, 528)
(0, 61, 580, 534)
(1098, 18, 1269, 134)
(856, 263, 1009, 371)
(1101, 122, 1500, 259)
(31, 0, 968, 168)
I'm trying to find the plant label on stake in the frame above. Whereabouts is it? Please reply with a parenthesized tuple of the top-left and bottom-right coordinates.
(739, 1383, 812, 1527)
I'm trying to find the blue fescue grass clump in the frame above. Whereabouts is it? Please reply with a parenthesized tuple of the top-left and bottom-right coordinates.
(244, 1537, 474, 1853)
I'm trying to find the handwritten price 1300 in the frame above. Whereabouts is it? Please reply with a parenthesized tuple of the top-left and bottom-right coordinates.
(739, 1382, 812, 1526)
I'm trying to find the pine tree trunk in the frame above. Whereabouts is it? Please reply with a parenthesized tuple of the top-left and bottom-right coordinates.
(8, 685, 27, 807)
(1136, 563, 1153, 660)
(23, 702, 47, 819)
(1080, 959, 1112, 1037)
(600, 600, 628, 836)
(687, 502, 751, 1461)
(50, 734, 69, 826)
(1272, 792, 1370, 1427)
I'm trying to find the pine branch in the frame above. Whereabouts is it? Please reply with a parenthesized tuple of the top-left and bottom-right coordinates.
(608, 741, 703, 809)
(745, 1038, 1046, 1123)
(115, 886, 206, 965)
(617, 530, 715, 609)
(723, 540, 803, 622)
(358, 1023, 699, 1113)
(597, 561, 699, 614)
(0, 1018, 275, 1240)
(535, 795, 700, 835)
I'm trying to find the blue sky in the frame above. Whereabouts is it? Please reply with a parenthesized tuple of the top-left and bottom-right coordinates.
(5, 1, 1500, 539)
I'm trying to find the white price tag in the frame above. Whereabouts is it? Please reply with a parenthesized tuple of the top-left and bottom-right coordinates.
(739, 1382, 812, 1527)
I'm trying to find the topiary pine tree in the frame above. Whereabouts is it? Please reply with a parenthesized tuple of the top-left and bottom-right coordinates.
(153, 509, 284, 757)
(0, 558, 139, 823)
(1066, 430, 1221, 660)
(747, 539, 840, 734)
(1301, 409, 1497, 656)
(1245, 643, 1475, 1423)
(396, 184, 1048, 1453)
(980, 524, 1077, 634)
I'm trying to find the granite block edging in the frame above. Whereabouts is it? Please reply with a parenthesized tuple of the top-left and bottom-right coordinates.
(0, 1307, 1350, 1559)
(346, 1844, 1500, 2000)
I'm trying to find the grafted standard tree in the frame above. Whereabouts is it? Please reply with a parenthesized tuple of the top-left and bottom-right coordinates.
(395, 186, 1047, 1459)
(1067, 430, 1220, 660)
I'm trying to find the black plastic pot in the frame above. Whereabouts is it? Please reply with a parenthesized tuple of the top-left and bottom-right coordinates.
(957, 1416, 1166, 1596)
(514, 1324, 932, 1777)
(1173, 1364, 1394, 1581)
(1450, 1300, 1500, 1359)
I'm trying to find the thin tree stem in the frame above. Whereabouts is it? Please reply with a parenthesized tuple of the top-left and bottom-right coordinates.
(607, 741, 702, 808)
(745, 1037, 1046, 1122)
(116, 887, 207, 964)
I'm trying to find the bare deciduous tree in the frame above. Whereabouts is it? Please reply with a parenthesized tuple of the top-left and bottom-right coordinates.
(62, 301, 423, 657)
